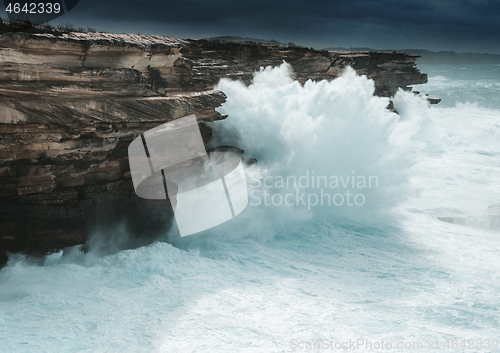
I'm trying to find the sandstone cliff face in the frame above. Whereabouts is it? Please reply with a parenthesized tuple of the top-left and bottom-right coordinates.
(0, 31, 427, 265)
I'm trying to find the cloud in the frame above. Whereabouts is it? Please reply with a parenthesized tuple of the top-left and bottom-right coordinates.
(41, 0, 500, 53)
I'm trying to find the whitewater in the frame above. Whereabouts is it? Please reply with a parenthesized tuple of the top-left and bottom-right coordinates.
(1, 63, 499, 352)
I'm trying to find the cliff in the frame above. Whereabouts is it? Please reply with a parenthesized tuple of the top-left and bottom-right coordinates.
(0, 31, 428, 265)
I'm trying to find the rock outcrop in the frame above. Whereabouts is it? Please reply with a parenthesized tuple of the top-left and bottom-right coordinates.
(0, 31, 428, 265)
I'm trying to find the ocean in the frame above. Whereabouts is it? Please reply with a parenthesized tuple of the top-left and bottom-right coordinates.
(1, 63, 499, 352)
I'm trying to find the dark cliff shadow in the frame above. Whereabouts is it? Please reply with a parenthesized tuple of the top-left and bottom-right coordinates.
(81, 197, 175, 257)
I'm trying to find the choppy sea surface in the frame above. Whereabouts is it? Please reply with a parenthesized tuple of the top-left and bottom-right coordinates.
(1, 64, 499, 352)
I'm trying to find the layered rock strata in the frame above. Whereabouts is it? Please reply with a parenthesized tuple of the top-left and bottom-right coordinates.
(0, 31, 428, 265)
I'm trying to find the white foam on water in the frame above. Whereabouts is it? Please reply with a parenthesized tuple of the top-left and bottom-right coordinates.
(1, 64, 499, 352)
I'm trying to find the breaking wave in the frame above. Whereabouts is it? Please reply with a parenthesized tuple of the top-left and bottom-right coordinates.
(1, 63, 500, 352)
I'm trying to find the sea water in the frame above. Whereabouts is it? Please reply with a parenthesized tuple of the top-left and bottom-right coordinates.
(1, 63, 499, 352)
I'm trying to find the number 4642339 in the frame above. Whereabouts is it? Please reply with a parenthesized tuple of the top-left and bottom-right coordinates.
(6, 2, 61, 14)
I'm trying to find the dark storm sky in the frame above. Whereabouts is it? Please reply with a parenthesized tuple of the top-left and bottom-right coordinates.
(2, 0, 499, 53)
